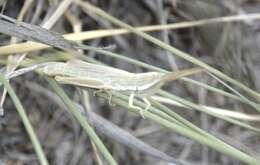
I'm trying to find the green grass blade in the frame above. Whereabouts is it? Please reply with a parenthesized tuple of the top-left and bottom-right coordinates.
(0, 74, 49, 165)
(104, 95, 260, 164)
(103, 93, 260, 165)
(146, 111, 260, 165)
(159, 90, 260, 133)
(47, 78, 117, 165)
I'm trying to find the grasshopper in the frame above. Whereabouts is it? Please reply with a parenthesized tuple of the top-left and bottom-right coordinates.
(7, 60, 202, 117)
(41, 60, 202, 117)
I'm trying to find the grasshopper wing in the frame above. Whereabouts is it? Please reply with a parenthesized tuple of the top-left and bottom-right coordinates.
(55, 76, 112, 90)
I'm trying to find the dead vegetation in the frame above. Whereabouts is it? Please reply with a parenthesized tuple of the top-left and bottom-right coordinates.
(0, 0, 260, 165)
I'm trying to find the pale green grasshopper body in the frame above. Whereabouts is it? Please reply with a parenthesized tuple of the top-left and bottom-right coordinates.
(42, 60, 202, 117)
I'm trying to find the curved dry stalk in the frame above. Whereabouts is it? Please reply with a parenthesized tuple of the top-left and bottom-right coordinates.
(152, 95, 260, 121)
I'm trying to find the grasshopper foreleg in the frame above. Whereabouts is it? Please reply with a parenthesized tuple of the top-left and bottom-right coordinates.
(105, 90, 113, 106)
(93, 89, 103, 96)
(93, 89, 114, 106)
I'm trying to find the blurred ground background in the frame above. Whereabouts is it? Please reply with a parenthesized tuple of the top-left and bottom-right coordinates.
(0, 0, 260, 164)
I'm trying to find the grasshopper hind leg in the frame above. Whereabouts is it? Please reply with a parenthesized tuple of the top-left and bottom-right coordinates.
(142, 98, 151, 114)
(129, 93, 145, 118)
